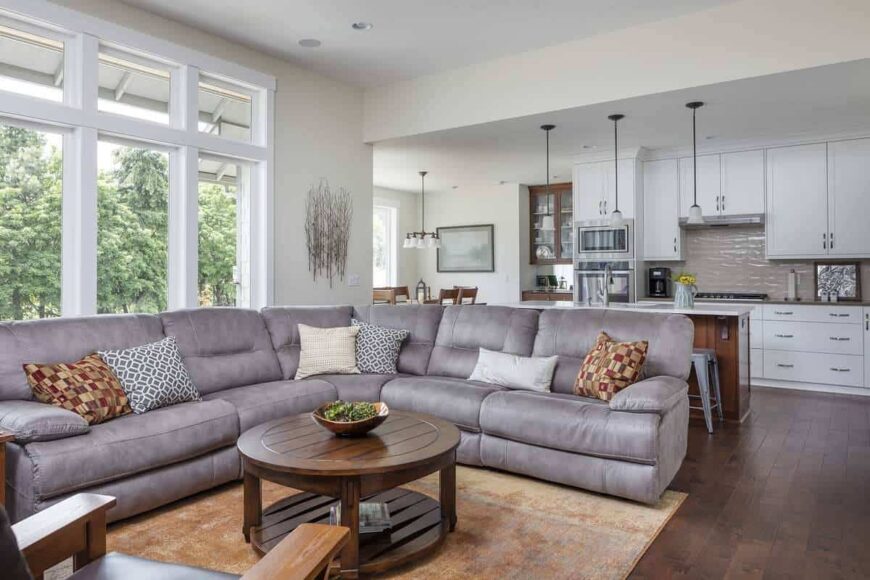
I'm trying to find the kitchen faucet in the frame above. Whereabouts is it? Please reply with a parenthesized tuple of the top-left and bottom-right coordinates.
(597, 264, 613, 307)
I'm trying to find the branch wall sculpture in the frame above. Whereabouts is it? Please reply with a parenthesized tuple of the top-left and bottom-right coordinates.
(305, 180, 353, 287)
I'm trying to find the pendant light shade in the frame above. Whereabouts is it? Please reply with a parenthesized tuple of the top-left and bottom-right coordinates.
(540, 124, 556, 231)
(608, 113, 625, 227)
(686, 101, 705, 225)
(403, 171, 440, 249)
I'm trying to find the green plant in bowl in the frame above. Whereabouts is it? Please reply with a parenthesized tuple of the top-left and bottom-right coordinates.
(322, 401, 378, 422)
(312, 401, 389, 437)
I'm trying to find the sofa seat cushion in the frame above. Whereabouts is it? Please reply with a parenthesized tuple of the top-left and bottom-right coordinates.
(310, 374, 404, 402)
(203, 380, 336, 432)
(479, 390, 660, 465)
(380, 376, 506, 433)
(20, 399, 238, 500)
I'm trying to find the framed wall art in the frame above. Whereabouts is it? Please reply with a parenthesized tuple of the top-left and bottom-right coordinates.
(436, 224, 495, 273)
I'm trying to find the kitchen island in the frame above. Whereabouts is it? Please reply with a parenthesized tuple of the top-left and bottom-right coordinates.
(500, 301, 752, 422)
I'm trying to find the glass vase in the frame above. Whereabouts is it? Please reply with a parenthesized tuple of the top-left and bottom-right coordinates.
(674, 282, 696, 309)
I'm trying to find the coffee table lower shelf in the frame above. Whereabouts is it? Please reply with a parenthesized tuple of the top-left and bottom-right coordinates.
(250, 487, 450, 575)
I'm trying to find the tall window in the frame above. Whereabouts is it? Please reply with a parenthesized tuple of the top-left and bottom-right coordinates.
(0, 5, 274, 318)
(198, 157, 250, 307)
(97, 140, 168, 314)
(372, 205, 396, 287)
(0, 123, 62, 320)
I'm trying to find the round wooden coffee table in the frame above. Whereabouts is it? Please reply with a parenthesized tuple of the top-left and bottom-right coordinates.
(238, 410, 460, 579)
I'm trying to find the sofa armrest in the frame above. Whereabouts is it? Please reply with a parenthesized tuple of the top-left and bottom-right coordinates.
(13, 493, 116, 577)
(609, 376, 688, 414)
(0, 400, 89, 444)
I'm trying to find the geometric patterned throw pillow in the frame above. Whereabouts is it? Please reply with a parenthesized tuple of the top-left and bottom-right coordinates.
(574, 331, 649, 402)
(352, 319, 409, 375)
(98, 337, 200, 414)
(23, 353, 132, 425)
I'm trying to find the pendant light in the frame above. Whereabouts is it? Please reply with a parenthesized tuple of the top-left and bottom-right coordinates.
(608, 114, 625, 227)
(686, 101, 705, 224)
(540, 124, 556, 231)
(403, 171, 441, 249)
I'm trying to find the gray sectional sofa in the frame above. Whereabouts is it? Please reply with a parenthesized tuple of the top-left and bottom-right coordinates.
(0, 304, 694, 523)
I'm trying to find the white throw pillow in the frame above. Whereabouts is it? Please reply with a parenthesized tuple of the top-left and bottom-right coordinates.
(468, 348, 558, 392)
(295, 324, 361, 379)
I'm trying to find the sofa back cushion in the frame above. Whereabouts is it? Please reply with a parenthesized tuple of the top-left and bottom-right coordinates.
(533, 309, 694, 394)
(352, 305, 443, 376)
(0, 315, 164, 401)
(160, 308, 282, 395)
(261, 306, 354, 379)
(427, 306, 539, 379)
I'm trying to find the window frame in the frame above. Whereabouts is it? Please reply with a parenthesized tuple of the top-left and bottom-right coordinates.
(372, 202, 398, 288)
(0, 0, 275, 316)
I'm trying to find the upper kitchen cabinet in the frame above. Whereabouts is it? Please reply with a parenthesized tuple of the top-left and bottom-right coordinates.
(573, 158, 635, 222)
(679, 150, 764, 217)
(766, 143, 829, 258)
(679, 154, 720, 218)
(720, 150, 765, 215)
(827, 138, 870, 257)
(529, 182, 573, 264)
(643, 158, 683, 261)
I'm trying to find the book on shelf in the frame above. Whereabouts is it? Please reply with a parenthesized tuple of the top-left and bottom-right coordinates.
(329, 502, 392, 534)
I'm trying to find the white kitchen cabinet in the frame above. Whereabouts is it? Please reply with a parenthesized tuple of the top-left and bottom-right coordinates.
(765, 143, 829, 258)
(642, 158, 682, 260)
(750, 348, 764, 378)
(721, 149, 765, 215)
(763, 320, 862, 356)
(827, 138, 870, 257)
(573, 159, 635, 221)
(573, 162, 608, 221)
(679, 154, 720, 218)
(762, 303, 861, 324)
(764, 350, 863, 388)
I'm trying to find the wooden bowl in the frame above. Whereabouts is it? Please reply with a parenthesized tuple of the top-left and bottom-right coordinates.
(312, 402, 389, 437)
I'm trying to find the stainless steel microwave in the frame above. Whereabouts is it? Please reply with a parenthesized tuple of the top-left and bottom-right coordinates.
(576, 219, 634, 260)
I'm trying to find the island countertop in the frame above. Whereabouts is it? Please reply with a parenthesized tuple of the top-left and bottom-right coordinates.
(498, 300, 752, 317)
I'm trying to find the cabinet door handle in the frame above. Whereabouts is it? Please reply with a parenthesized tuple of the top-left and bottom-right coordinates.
(829, 337, 850, 341)
(774, 334, 794, 338)
(721, 195, 725, 212)
(830, 232, 834, 249)
(829, 313, 850, 318)
(823, 232, 827, 250)
(673, 237, 677, 253)
(715, 195, 719, 212)
(829, 367, 851, 372)
(776, 363, 795, 368)
(774, 311, 794, 315)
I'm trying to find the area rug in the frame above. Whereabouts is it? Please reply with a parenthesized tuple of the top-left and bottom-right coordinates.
(51, 467, 685, 579)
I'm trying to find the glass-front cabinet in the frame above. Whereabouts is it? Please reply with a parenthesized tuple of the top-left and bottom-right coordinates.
(529, 183, 573, 265)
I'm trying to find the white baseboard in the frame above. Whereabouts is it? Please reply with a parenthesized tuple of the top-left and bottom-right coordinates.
(751, 378, 870, 397)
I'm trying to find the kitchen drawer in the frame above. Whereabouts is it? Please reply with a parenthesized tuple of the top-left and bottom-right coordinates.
(751, 348, 764, 378)
(764, 350, 864, 387)
(750, 318, 763, 349)
(749, 305, 762, 321)
(763, 320, 863, 355)
(762, 304, 862, 324)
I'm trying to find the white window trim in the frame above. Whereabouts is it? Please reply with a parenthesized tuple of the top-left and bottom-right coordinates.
(373, 201, 398, 288)
(0, 0, 276, 315)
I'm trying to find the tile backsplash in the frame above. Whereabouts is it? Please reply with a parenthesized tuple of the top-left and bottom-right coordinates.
(647, 226, 870, 301)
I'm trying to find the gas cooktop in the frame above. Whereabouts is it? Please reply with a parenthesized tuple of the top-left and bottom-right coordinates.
(694, 292, 769, 302)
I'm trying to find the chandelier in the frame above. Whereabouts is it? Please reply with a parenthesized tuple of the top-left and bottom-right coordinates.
(403, 171, 441, 249)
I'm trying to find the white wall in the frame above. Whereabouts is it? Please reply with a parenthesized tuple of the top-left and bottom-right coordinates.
(416, 183, 523, 304)
(364, 0, 870, 142)
(49, 0, 374, 306)
(372, 186, 418, 290)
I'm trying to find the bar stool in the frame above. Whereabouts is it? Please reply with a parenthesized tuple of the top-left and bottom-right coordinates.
(690, 348, 723, 433)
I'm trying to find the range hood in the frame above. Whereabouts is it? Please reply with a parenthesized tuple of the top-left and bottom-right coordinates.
(679, 214, 764, 229)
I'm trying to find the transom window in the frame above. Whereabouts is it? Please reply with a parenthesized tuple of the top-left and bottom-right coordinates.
(0, 4, 275, 320)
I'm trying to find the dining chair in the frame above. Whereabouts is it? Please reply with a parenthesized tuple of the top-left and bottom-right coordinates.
(372, 287, 397, 304)
(433, 288, 460, 304)
(454, 286, 479, 304)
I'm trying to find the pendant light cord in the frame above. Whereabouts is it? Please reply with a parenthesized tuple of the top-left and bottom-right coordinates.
(693, 106, 697, 207)
(545, 128, 550, 215)
(613, 117, 618, 211)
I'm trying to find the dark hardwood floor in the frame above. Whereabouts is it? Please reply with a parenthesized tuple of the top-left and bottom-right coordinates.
(633, 386, 870, 579)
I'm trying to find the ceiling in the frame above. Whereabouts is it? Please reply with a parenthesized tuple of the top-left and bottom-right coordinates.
(119, 0, 733, 87)
(373, 59, 870, 194)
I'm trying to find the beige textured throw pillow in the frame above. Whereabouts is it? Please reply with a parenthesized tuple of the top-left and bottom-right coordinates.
(295, 324, 361, 379)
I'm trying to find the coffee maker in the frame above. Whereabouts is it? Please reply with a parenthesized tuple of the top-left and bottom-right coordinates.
(648, 267, 671, 298)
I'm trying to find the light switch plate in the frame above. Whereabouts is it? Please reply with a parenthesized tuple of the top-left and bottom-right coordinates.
(348, 274, 360, 287)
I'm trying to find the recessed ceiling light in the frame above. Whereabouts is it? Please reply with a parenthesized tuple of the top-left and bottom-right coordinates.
(298, 38, 322, 48)
(352, 22, 373, 31)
